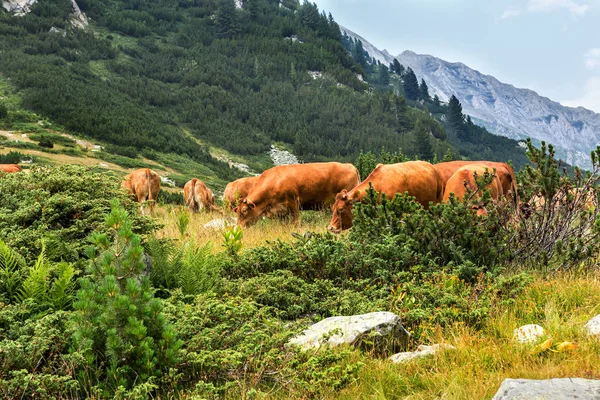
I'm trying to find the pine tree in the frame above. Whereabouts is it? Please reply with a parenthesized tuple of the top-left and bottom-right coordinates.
(353, 39, 368, 70)
(392, 59, 404, 75)
(433, 94, 441, 107)
(216, 0, 240, 38)
(419, 79, 431, 102)
(379, 63, 390, 86)
(71, 200, 182, 396)
(402, 67, 420, 101)
(447, 94, 467, 140)
(414, 118, 434, 161)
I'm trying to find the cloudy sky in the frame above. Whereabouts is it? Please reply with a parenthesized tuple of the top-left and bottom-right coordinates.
(311, 0, 600, 113)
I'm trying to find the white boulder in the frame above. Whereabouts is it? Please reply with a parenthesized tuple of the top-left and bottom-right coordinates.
(288, 312, 409, 351)
(513, 324, 546, 344)
(492, 378, 600, 399)
(390, 344, 456, 364)
(584, 314, 600, 338)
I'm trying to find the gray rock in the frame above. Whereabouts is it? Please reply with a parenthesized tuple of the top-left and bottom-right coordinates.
(269, 145, 299, 166)
(204, 218, 236, 229)
(288, 312, 409, 352)
(513, 324, 546, 344)
(390, 343, 456, 364)
(492, 378, 600, 399)
(585, 314, 600, 338)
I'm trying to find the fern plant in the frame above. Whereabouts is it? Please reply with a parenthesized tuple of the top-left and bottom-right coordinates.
(0, 239, 27, 303)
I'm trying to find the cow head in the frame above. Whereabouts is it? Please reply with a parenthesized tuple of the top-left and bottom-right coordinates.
(327, 190, 356, 233)
(235, 199, 258, 227)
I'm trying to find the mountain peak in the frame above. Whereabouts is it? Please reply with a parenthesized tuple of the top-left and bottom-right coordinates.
(343, 26, 600, 169)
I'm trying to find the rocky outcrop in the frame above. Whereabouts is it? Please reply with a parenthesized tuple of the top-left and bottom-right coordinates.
(389, 344, 456, 364)
(269, 145, 299, 166)
(3, 0, 88, 28)
(288, 312, 409, 352)
(2, 0, 38, 15)
(513, 324, 546, 344)
(492, 378, 600, 399)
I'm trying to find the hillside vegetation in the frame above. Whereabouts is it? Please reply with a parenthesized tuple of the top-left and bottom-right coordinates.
(1, 0, 531, 188)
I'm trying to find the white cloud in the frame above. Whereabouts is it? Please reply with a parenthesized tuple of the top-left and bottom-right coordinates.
(499, 8, 523, 19)
(584, 48, 600, 69)
(528, 0, 591, 16)
(562, 76, 600, 113)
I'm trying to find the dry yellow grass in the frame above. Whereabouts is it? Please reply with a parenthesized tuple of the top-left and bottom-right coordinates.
(331, 272, 600, 400)
(154, 204, 333, 250)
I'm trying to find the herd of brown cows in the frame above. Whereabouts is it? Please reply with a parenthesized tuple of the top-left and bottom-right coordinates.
(2, 160, 520, 229)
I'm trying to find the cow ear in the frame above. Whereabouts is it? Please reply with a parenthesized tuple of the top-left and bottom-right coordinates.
(233, 206, 239, 213)
(247, 200, 256, 209)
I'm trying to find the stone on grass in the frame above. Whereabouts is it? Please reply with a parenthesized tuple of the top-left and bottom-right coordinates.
(513, 324, 546, 344)
(390, 343, 456, 364)
(492, 378, 600, 399)
(584, 314, 600, 338)
(288, 312, 409, 353)
(203, 218, 236, 229)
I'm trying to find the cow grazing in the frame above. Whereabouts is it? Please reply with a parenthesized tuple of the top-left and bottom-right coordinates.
(184, 178, 219, 213)
(434, 160, 519, 208)
(236, 162, 360, 227)
(328, 161, 444, 233)
(223, 176, 259, 211)
(0, 164, 21, 173)
(442, 164, 505, 216)
(121, 168, 161, 214)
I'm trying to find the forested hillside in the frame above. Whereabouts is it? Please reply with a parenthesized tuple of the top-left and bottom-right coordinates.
(0, 0, 530, 181)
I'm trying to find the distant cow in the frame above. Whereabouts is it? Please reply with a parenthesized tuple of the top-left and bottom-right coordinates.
(434, 160, 519, 208)
(236, 162, 360, 227)
(121, 168, 161, 214)
(223, 176, 259, 211)
(328, 161, 444, 233)
(0, 164, 21, 173)
(527, 187, 596, 214)
(442, 163, 505, 216)
(184, 178, 219, 213)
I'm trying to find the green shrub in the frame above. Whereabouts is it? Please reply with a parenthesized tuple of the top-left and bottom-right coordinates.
(0, 151, 25, 164)
(0, 301, 77, 399)
(0, 165, 157, 264)
(71, 200, 182, 397)
(0, 102, 7, 119)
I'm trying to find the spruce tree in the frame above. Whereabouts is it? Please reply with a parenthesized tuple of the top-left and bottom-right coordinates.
(433, 94, 441, 107)
(379, 63, 390, 85)
(402, 67, 420, 101)
(353, 39, 368, 70)
(216, 0, 240, 38)
(419, 79, 431, 102)
(392, 59, 404, 75)
(71, 200, 182, 396)
(447, 94, 468, 140)
(414, 118, 434, 161)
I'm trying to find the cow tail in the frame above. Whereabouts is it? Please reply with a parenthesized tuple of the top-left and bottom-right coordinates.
(188, 178, 198, 211)
(145, 169, 152, 202)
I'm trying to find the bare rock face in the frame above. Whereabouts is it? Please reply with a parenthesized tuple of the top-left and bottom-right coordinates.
(269, 145, 299, 166)
(513, 324, 546, 344)
(288, 312, 410, 352)
(492, 378, 600, 399)
(3, 0, 88, 28)
(2, 0, 38, 15)
(584, 314, 600, 338)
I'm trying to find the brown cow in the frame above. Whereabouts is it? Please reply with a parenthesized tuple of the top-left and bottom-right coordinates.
(442, 164, 505, 216)
(527, 187, 596, 213)
(236, 162, 360, 227)
(328, 161, 444, 233)
(121, 168, 161, 215)
(223, 176, 259, 211)
(0, 164, 21, 173)
(434, 160, 519, 208)
(184, 178, 219, 213)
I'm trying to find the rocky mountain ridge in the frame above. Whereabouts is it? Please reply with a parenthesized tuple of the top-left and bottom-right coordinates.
(342, 26, 600, 169)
